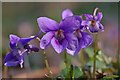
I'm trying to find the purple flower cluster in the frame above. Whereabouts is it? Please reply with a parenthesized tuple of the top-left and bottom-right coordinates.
(37, 8, 104, 55)
(82, 8, 104, 33)
(4, 8, 104, 67)
(4, 33, 40, 68)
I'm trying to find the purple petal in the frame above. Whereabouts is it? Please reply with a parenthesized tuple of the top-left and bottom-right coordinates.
(88, 27, 99, 33)
(67, 32, 93, 55)
(18, 36, 36, 48)
(4, 50, 21, 67)
(84, 14, 93, 21)
(40, 31, 55, 49)
(66, 44, 82, 55)
(74, 15, 83, 29)
(87, 22, 100, 33)
(4, 55, 23, 67)
(79, 32, 93, 48)
(74, 16, 82, 24)
(98, 23, 104, 32)
(59, 16, 80, 33)
(10, 34, 20, 44)
(81, 20, 89, 26)
(4, 61, 20, 66)
(51, 37, 68, 53)
(10, 42, 16, 49)
(4, 52, 15, 63)
(37, 17, 59, 33)
(66, 48, 75, 55)
(18, 32, 41, 48)
(4, 50, 19, 63)
(96, 12, 103, 21)
(9, 34, 20, 49)
(65, 33, 78, 51)
(81, 20, 89, 30)
(73, 16, 86, 30)
(73, 44, 82, 55)
(62, 9, 73, 19)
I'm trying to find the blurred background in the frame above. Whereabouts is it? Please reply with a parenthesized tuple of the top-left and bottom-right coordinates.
(2, 2, 118, 78)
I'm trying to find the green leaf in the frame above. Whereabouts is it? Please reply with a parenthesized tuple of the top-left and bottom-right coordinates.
(59, 65, 83, 78)
(59, 67, 68, 78)
(87, 60, 107, 69)
(84, 48, 94, 58)
(73, 66, 83, 78)
(103, 75, 119, 79)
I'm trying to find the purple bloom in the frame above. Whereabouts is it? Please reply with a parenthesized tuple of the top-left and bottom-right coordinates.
(61, 10, 93, 55)
(66, 30, 93, 55)
(4, 33, 40, 68)
(37, 9, 93, 55)
(37, 9, 79, 54)
(82, 8, 104, 33)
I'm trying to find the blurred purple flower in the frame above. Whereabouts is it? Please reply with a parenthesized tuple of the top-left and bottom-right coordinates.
(82, 8, 104, 33)
(62, 10, 93, 55)
(4, 33, 40, 68)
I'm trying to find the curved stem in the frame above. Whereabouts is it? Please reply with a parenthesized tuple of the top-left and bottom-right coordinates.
(93, 34, 98, 79)
(93, 8, 99, 16)
(43, 50, 52, 78)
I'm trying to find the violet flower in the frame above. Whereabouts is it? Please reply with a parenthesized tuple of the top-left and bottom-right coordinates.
(4, 33, 40, 68)
(37, 9, 79, 54)
(82, 8, 104, 33)
(61, 9, 93, 55)
(37, 9, 93, 55)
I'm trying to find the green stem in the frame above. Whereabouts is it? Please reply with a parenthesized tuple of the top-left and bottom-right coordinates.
(64, 51, 74, 80)
(79, 49, 85, 69)
(43, 50, 52, 78)
(64, 51, 70, 78)
(70, 64, 74, 80)
(36, 37, 52, 78)
(93, 34, 98, 79)
(36, 37, 52, 79)
(64, 51, 68, 69)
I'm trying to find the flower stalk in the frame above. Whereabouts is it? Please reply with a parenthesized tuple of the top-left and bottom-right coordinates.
(64, 51, 68, 69)
(43, 50, 52, 78)
(93, 34, 98, 79)
(70, 64, 74, 80)
(64, 50, 70, 78)
(36, 37, 52, 78)
(92, 8, 100, 79)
